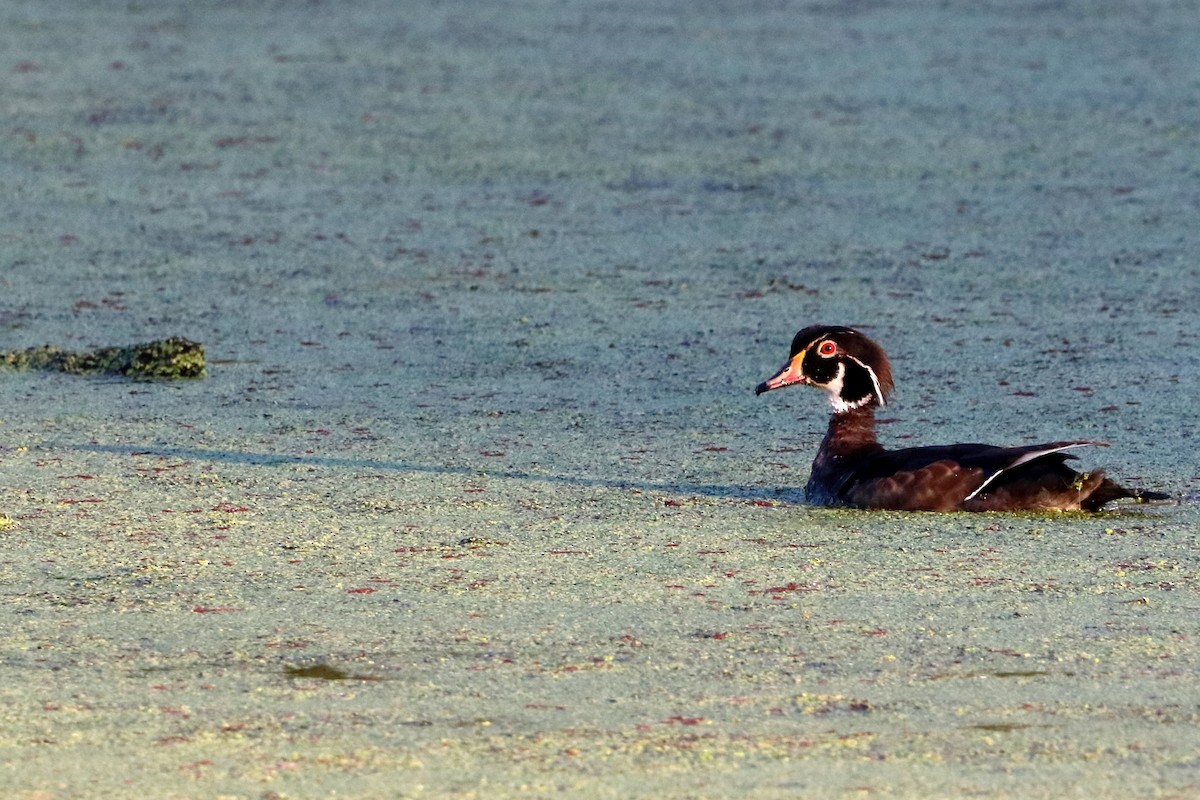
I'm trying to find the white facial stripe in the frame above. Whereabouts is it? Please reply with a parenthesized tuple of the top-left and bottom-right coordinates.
(843, 353, 886, 407)
(829, 394, 876, 414)
(822, 362, 846, 402)
(812, 351, 885, 413)
(822, 363, 874, 413)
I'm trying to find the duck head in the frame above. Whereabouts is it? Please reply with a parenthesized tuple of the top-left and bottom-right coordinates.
(755, 325, 893, 413)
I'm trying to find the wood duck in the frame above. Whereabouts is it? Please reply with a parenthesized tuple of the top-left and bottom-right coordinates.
(755, 325, 1167, 512)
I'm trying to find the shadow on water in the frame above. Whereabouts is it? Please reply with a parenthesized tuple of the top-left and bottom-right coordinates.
(68, 442, 801, 504)
(62, 444, 1181, 515)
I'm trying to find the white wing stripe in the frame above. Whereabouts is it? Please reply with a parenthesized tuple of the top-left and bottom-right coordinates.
(963, 442, 1101, 502)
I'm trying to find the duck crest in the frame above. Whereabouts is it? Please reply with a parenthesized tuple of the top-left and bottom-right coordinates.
(755, 325, 1167, 512)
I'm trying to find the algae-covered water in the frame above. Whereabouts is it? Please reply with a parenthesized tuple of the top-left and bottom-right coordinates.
(1, 1, 1198, 797)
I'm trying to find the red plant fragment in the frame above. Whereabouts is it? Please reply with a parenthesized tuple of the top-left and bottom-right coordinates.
(765, 581, 810, 595)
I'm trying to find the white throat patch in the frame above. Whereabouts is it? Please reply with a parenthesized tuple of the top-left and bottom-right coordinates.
(823, 358, 887, 413)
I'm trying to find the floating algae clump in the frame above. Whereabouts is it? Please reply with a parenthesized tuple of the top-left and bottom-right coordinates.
(0, 336, 206, 379)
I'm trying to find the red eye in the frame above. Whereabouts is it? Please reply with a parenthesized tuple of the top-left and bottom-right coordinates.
(817, 340, 837, 357)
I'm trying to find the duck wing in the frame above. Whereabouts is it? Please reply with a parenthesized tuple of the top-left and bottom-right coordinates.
(836, 440, 1102, 512)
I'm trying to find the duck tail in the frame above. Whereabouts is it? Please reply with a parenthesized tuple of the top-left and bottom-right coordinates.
(1081, 473, 1169, 511)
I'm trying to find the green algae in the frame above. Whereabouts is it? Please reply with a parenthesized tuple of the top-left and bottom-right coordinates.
(0, 337, 206, 379)
(284, 663, 384, 682)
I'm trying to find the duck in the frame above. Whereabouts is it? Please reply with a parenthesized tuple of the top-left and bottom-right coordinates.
(755, 325, 1167, 512)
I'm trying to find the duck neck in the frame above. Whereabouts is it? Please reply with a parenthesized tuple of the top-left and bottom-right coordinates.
(821, 406, 882, 456)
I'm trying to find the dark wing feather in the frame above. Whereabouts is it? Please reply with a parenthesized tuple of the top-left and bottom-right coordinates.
(842, 458, 987, 511)
(837, 441, 1102, 512)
